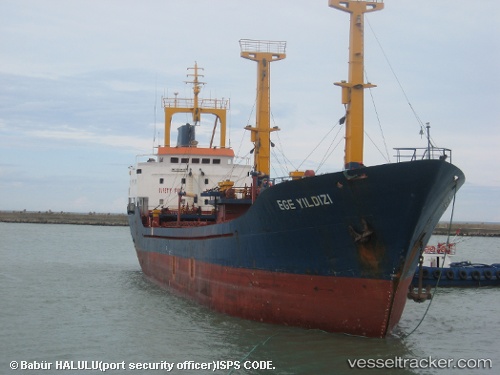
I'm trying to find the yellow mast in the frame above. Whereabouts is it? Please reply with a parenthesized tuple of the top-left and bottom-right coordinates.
(163, 63, 228, 148)
(185, 63, 205, 124)
(329, 0, 384, 170)
(240, 39, 286, 176)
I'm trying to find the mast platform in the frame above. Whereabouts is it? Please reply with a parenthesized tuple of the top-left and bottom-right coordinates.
(162, 97, 229, 110)
(239, 39, 286, 56)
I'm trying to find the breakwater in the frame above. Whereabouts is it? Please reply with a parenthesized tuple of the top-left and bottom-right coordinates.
(0, 211, 128, 226)
(433, 222, 500, 237)
(1, 211, 499, 236)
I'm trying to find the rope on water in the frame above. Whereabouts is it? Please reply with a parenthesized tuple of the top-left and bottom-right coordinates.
(227, 333, 279, 375)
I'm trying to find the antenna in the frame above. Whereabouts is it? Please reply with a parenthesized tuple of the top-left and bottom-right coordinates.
(152, 76, 158, 152)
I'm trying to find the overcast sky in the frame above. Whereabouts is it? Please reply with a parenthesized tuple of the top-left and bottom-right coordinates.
(1, 0, 499, 222)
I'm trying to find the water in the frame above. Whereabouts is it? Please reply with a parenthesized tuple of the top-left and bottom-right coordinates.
(1, 223, 498, 374)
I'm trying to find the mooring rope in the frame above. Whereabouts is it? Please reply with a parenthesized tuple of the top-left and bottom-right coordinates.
(227, 333, 279, 375)
(403, 178, 458, 338)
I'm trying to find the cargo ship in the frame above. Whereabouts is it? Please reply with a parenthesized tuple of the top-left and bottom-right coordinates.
(127, 0, 464, 337)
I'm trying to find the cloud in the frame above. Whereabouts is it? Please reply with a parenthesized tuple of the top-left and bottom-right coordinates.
(25, 125, 151, 151)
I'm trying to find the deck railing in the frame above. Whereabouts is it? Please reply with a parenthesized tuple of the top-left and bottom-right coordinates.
(162, 97, 229, 110)
(239, 39, 287, 55)
(394, 147, 452, 163)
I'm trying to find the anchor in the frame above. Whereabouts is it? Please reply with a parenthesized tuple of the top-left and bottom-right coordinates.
(408, 255, 432, 302)
(349, 218, 373, 244)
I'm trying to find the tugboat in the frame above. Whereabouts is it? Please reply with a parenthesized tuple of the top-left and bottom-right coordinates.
(127, 1, 465, 338)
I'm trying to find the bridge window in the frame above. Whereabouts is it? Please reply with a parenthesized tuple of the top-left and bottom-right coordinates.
(213, 159, 221, 164)
(202, 158, 210, 164)
(181, 157, 189, 163)
(192, 158, 200, 164)
(170, 157, 179, 163)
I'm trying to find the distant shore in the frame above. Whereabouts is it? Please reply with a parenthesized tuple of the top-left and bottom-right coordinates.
(0, 210, 128, 226)
(0, 210, 499, 236)
(433, 222, 500, 237)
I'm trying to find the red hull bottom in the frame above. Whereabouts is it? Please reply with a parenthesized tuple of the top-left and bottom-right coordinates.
(136, 249, 411, 338)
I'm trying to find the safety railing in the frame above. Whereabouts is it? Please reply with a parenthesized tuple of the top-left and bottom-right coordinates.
(394, 147, 453, 163)
(163, 97, 229, 110)
(239, 39, 287, 55)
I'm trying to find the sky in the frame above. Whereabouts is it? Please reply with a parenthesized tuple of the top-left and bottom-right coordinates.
(1, 0, 499, 222)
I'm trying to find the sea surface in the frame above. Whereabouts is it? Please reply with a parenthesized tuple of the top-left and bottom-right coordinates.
(1, 223, 498, 374)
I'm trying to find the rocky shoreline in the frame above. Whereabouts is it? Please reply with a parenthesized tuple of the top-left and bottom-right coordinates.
(1, 210, 499, 236)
